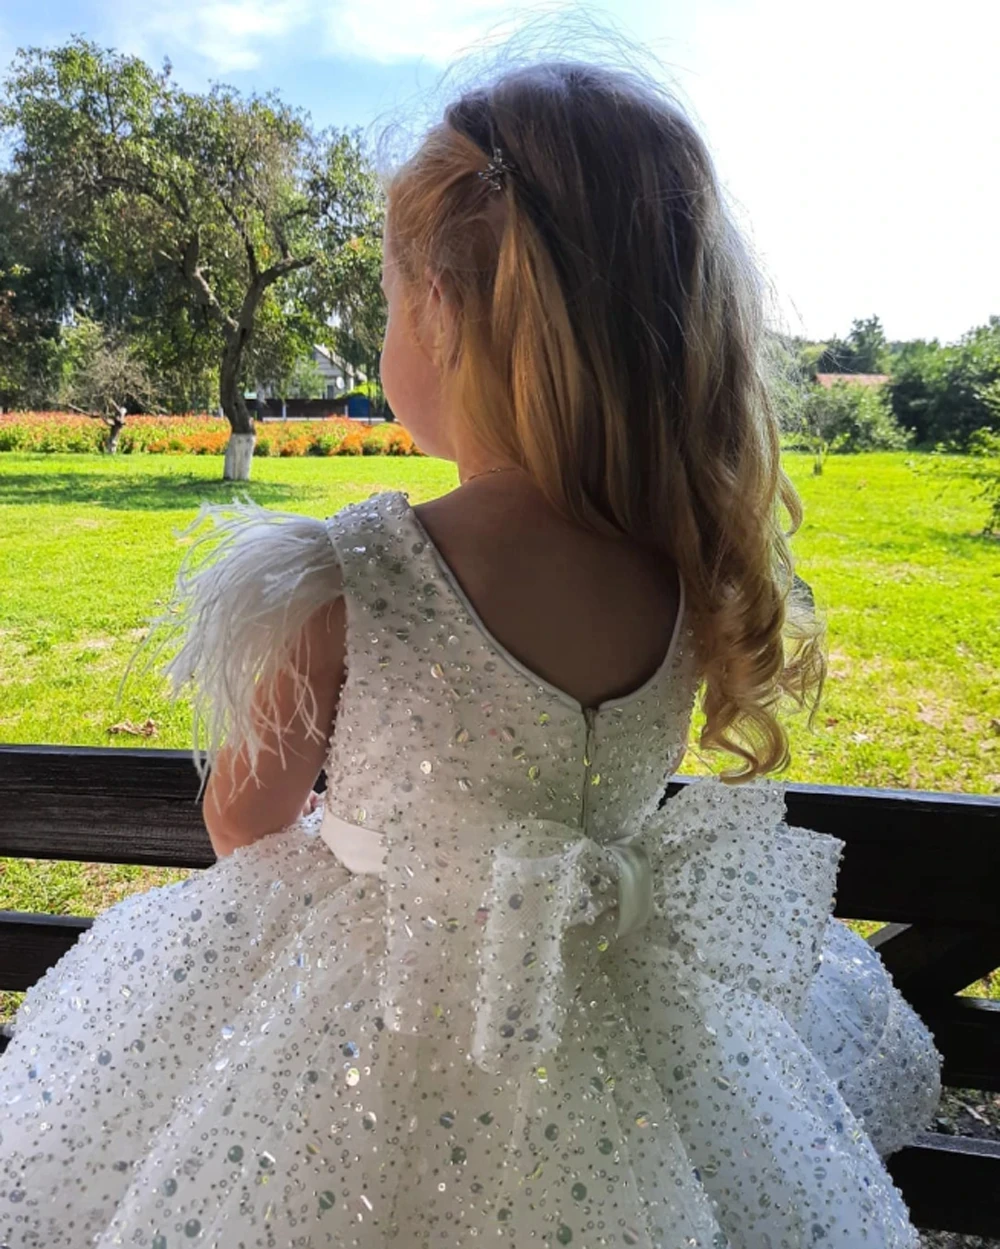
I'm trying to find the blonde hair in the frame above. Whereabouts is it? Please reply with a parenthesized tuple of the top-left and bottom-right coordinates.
(387, 62, 824, 779)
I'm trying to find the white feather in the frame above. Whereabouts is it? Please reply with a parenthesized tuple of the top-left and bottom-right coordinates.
(144, 501, 343, 781)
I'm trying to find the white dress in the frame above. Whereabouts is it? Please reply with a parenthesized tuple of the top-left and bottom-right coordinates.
(0, 490, 941, 1249)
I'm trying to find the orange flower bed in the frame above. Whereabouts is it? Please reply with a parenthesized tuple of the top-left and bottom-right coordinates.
(0, 413, 421, 457)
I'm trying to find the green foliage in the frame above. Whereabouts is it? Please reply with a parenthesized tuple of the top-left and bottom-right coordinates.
(339, 380, 381, 401)
(964, 426, 1000, 534)
(889, 319, 1000, 448)
(270, 354, 326, 401)
(0, 39, 385, 467)
(816, 316, 890, 375)
(789, 380, 910, 472)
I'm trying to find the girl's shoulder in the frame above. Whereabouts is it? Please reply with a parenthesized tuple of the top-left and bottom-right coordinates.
(326, 489, 415, 569)
(158, 491, 412, 773)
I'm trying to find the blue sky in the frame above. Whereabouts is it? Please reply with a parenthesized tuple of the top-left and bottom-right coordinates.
(3, 0, 998, 343)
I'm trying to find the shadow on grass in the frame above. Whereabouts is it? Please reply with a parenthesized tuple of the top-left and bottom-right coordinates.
(0, 471, 310, 511)
(857, 528, 1000, 560)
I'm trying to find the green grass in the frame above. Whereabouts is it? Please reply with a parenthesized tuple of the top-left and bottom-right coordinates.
(1, 450, 998, 1017)
(0, 454, 457, 747)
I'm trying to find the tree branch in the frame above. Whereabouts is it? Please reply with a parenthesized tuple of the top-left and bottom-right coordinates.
(259, 253, 315, 288)
(180, 233, 237, 334)
(219, 198, 259, 281)
(58, 399, 112, 426)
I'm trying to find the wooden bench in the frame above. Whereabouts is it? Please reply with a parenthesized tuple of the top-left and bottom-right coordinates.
(2, 744, 999, 1236)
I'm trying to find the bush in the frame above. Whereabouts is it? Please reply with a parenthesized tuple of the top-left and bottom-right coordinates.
(889, 321, 1000, 448)
(799, 382, 910, 457)
(309, 433, 339, 456)
(337, 431, 364, 455)
(384, 429, 414, 455)
(968, 427, 1000, 535)
(0, 413, 423, 458)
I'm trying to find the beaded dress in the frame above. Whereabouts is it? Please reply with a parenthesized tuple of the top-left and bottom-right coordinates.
(0, 491, 940, 1248)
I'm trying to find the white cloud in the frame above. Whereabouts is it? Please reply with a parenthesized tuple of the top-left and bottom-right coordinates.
(107, 0, 546, 74)
(326, 1, 532, 66)
(112, 0, 317, 74)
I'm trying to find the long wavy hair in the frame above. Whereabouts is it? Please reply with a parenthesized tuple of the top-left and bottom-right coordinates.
(386, 61, 824, 779)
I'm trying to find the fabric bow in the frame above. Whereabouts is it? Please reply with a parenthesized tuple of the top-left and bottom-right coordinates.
(379, 779, 844, 1078)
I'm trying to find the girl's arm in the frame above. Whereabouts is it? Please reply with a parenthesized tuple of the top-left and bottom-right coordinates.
(203, 598, 346, 858)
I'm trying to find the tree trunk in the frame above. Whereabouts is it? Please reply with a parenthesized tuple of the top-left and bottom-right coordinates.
(106, 408, 126, 454)
(224, 433, 256, 481)
(220, 326, 256, 481)
(208, 259, 313, 480)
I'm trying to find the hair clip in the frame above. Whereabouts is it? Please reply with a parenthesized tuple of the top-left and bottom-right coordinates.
(478, 146, 515, 193)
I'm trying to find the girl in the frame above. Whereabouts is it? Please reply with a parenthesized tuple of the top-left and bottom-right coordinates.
(0, 62, 939, 1248)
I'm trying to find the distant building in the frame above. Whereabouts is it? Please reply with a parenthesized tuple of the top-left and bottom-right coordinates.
(312, 345, 362, 399)
(253, 346, 362, 403)
(815, 373, 889, 389)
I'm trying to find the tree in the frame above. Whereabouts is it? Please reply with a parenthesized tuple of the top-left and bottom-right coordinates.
(797, 381, 909, 473)
(967, 427, 1000, 536)
(57, 318, 161, 451)
(320, 234, 387, 411)
(889, 320, 1000, 448)
(816, 316, 889, 375)
(0, 174, 68, 409)
(1, 39, 383, 478)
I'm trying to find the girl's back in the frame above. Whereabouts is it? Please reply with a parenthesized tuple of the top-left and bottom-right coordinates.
(413, 472, 681, 710)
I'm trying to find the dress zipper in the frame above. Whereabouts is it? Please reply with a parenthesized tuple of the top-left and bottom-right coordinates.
(581, 707, 596, 831)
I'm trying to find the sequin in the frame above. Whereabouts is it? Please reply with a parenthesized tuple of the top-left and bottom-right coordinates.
(0, 490, 939, 1249)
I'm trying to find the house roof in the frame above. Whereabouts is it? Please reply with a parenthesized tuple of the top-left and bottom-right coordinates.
(815, 373, 889, 389)
(312, 343, 352, 370)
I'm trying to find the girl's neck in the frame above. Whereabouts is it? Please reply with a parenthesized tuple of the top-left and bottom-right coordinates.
(454, 447, 522, 487)
(461, 465, 524, 487)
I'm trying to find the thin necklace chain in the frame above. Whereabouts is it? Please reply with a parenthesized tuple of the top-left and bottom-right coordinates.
(462, 465, 523, 486)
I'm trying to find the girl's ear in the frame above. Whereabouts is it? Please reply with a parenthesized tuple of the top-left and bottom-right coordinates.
(419, 268, 453, 364)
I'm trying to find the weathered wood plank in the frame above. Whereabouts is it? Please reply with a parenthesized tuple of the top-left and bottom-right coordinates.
(888, 1132, 1000, 1235)
(0, 746, 213, 868)
(5, 749, 1000, 926)
(870, 922, 1000, 1001)
(0, 911, 93, 992)
(922, 998, 1000, 1093)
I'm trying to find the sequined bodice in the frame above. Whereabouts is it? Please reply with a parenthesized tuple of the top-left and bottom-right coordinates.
(322, 492, 698, 848)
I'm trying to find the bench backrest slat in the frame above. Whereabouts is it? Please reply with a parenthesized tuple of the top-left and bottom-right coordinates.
(4, 747, 1000, 921)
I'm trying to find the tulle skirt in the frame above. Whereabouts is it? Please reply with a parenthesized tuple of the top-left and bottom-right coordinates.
(0, 812, 939, 1248)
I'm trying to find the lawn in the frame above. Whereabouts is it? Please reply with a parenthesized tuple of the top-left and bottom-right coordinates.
(5, 449, 995, 790)
(1, 449, 999, 1016)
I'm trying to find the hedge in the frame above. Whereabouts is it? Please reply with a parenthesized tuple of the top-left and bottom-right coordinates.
(0, 413, 421, 457)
